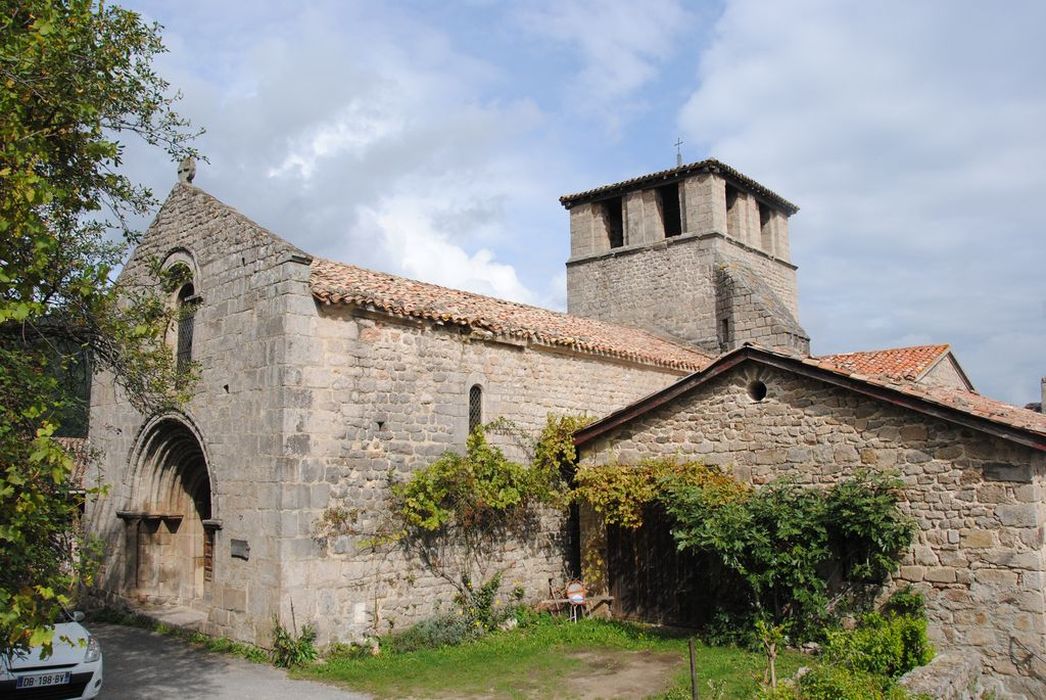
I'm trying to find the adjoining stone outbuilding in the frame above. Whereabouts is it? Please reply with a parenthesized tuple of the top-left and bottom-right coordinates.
(574, 344, 1046, 698)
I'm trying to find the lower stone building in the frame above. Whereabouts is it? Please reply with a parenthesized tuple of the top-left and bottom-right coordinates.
(574, 345, 1046, 697)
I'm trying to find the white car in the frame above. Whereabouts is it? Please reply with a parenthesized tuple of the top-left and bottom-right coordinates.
(0, 611, 103, 699)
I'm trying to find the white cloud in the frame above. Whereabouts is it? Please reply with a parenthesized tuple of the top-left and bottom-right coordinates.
(267, 100, 404, 180)
(121, 1, 562, 304)
(359, 194, 535, 304)
(518, 0, 692, 132)
(679, 0, 1046, 404)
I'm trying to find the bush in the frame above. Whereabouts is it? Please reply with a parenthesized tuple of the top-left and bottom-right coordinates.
(796, 665, 908, 700)
(881, 586, 926, 618)
(658, 471, 914, 641)
(383, 613, 481, 653)
(271, 616, 318, 668)
(823, 612, 933, 679)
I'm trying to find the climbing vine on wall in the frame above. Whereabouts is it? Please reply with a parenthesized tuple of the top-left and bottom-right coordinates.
(574, 458, 747, 529)
(575, 459, 915, 639)
(357, 415, 593, 602)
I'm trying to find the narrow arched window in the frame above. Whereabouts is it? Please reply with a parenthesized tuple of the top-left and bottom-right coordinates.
(468, 384, 483, 434)
(176, 282, 197, 376)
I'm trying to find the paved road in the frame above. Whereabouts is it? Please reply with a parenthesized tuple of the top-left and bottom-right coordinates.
(92, 623, 370, 700)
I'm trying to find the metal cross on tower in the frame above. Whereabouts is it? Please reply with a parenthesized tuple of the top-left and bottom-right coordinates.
(674, 138, 684, 167)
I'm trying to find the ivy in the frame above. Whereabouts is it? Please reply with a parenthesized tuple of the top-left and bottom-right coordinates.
(573, 458, 915, 641)
(574, 458, 746, 529)
(662, 469, 916, 639)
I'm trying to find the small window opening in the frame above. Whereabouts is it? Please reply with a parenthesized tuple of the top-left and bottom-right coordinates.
(656, 182, 682, 238)
(725, 184, 739, 238)
(601, 197, 624, 249)
(468, 384, 483, 434)
(747, 380, 768, 402)
(176, 282, 197, 377)
(759, 202, 773, 253)
(719, 317, 730, 352)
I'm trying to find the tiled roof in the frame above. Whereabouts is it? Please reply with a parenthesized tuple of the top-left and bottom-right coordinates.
(574, 344, 1046, 451)
(559, 158, 799, 215)
(796, 352, 1046, 439)
(817, 345, 951, 382)
(310, 258, 712, 372)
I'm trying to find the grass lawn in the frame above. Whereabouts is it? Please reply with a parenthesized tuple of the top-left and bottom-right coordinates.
(295, 616, 810, 699)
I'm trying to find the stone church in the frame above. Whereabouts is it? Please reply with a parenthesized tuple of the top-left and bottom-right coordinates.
(86, 158, 1046, 696)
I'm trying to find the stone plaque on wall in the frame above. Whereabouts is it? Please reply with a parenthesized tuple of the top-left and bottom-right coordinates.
(230, 539, 250, 561)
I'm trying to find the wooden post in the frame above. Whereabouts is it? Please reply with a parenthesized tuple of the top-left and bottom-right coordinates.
(689, 637, 699, 700)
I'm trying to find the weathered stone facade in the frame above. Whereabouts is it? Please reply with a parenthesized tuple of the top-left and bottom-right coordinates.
(576, 352, 1046, 698)
(563, 160, 809, 354)
(85, 157, 1046, 698)
(86, 184, 691, 645)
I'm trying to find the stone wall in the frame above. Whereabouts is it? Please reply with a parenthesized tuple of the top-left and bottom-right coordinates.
(87, 184, 318, 645)
(87, 184, 689, 648)
(566, 232, 805, 354)
(578, 364, 1046, 698)
(919, 355, 970, 390)
(277, 303, 686, 644)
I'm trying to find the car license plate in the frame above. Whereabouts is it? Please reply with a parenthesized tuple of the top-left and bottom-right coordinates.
(15, 671, 71, 689)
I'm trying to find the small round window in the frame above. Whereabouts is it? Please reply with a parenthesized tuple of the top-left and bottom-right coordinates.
(747, 380, 767, 402)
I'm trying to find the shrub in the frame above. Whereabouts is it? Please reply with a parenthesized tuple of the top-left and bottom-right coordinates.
(455, 572, 507, 632)
(823, 612, 933, 679)
(881, 586, 926, 618)
(383, 613, 480, 653)
(655, 470, 915, 641)
(271, 616, 318, 668)
(796, 665, 908, 700)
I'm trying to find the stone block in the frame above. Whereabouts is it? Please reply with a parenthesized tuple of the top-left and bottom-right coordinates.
(962, 529, 995, 548)
(924, 567, 957, 583)
(899, 565, 926, 582)
(223, 587, 247, 613)
(997, 504, 1039, 528)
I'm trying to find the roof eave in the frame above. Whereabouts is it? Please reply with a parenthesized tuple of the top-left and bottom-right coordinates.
(573, 346, 1046, 452)
(559, 158, 799, 215)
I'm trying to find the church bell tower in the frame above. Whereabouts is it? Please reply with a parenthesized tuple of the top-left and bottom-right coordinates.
(560, 159, 809, 356)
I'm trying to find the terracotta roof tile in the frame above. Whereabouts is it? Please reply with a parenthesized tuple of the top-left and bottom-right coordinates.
(803, 351, 1046, 439)
(817, 345, 951, 382)
(310, 258, 711, 372)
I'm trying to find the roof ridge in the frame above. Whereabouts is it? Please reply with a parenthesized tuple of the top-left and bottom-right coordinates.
(817, 343, 950, 358)
(559, 157, 799, 214)
(575, 345, 1046, 450)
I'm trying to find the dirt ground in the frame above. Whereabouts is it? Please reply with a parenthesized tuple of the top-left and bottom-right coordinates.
(561, 650, 683, 699)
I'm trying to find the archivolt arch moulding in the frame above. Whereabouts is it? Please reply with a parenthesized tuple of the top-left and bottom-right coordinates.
(126, 410, 217, 516)
(120, 410, 219, 603)
(159, 247, 200, 287)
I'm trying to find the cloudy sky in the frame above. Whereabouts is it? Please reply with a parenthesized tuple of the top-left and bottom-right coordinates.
(119, 0, 1045, 406)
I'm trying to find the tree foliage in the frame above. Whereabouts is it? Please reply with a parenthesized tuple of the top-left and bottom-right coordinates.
(573, 459, 915, 641)
(660, 470, 916, 639)
(1, 0, 199, 656)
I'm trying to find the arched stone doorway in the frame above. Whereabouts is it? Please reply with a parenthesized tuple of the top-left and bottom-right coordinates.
(120, 415, 217, 605)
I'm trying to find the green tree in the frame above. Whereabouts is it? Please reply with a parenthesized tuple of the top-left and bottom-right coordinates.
(1, 0, 199, 656)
